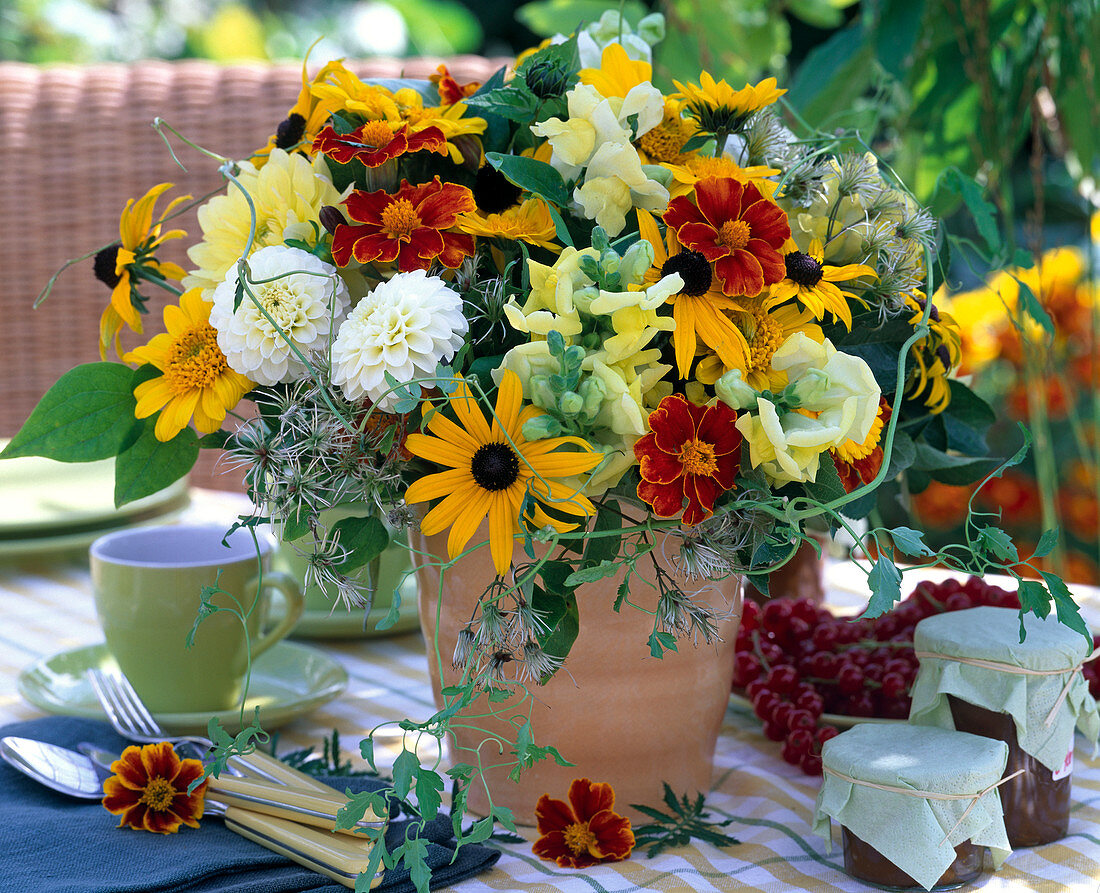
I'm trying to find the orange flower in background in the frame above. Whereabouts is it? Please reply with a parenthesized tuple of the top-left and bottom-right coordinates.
(635, 394, 742, 526)
(101, 742, 207, 834)
(975, 470, 1042, 525)
(532, 778, 635, 869)
(1006, 377, 1072, 421)
(330, 177, 476, 271)
(912, 480, 973, 531)
(313, 122, 448, 167)
(663, 176, 790, 298)
(1058, 487, 1100, 542)
(430, 64, 481, 105)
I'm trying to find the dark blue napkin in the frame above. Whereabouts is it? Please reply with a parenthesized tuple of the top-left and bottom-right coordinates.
(0, 717, 500, 892)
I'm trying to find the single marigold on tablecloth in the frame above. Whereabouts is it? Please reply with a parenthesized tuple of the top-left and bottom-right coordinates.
(101, 742, 207, 834)
(664, 176, 790, 299)
(330, 177, 476, 271)
(532, 778, 635, 869)
(635, 393, 741, 526)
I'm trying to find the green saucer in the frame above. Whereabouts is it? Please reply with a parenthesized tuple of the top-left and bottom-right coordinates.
(18, 640, 347, 735)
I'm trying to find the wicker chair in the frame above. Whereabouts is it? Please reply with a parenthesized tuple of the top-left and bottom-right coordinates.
(0, 56, 506, 490)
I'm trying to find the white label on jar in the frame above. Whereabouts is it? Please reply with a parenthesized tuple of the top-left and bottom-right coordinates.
(1053, 748, 1073, 781)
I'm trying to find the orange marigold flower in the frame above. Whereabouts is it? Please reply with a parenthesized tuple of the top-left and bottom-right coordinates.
(101, 742, 207, 834)
(313, 122, 448, 167)
(532, 778, 635, 869)
(663, 176, 790, 298)
(330, 177, 476, 271)
(430, 64, 481, 105)
(634, 394, 742, 527)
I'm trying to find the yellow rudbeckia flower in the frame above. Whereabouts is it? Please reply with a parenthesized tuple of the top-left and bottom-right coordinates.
(673, 72, 786, 134)
(404, 370, 602, 575)
(94, 183, 190, 359)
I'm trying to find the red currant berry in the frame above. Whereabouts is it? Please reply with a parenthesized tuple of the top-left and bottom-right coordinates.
(795, 690, 824, 718)
(762, 719, 787, 742)
(781, 728, 814, 764)
(766, 665, 800, 695)
(745, 678, 768, 701)
(800, 752, 823, 776)
(733, 652, 763, 687)
(837, 664, 865, 695)
(815, 725, 840, 747)
(944, 591, 973, 612)
(880, 672, 908, 700)
(787, 708, 816, 732)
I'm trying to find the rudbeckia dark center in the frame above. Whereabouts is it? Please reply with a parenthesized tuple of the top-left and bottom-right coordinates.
(93, 243, 123, 288)
(473, 166, 523, 215)
(785, 251, 824, 287)
(661, 250, 713, 297)
(471, 442, 521, 491)
(275, 113, 307, 150)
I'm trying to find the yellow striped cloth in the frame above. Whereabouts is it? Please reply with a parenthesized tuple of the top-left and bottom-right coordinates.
(1, 489, 1098, 892)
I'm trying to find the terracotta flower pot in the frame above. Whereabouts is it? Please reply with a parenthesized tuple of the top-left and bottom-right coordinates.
(413, 523, 740, 825)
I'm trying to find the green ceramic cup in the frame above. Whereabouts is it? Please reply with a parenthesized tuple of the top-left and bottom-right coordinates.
(90, 524, 304, 713)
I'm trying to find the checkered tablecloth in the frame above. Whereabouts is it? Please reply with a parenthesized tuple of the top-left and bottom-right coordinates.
(3, 489, 1100, 892)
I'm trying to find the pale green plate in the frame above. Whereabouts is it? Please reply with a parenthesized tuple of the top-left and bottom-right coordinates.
(0, 443, 191, 559)
(18, 641, 348, 735)
(289, 577, 421, 639)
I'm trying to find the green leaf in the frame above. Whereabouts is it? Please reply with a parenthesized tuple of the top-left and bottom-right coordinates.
(332, 515, 390, 572)
(1039, 572, 1091, 646)
(786, 25, 875, 129)
(485, 152, 571, 207)
(1, 363, 139, 462)
(415, 768, 445, 819)
(465, 815, 496, 844)
(464, 84, 540, 121)
(801, 454, 846, 505)
(890, 527, 935, 559)
(977, 525, 1018, 563)
(532, 584, 580, 672)
(391, 749, 418, 800)
(403, 837, 432, 893)
(932, 168, 1001, 255)
(648, 630, 678, 658)
(1017, 579, 1050, 621)
(1015, 278, 1055, 338)
(1032, 528, 1060, 560)
(114, 421, 198, 507)
(861, 556, 902, 618)
(870, 0, 923, 80)
(516, 0, 649, 36)
(563, 559, 620, 587)
(359, 737, 377, 772)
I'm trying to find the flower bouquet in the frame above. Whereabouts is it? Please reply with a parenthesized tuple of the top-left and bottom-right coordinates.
(5, 14, 1089, 883)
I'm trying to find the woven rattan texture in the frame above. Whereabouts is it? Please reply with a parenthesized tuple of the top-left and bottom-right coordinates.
(0, 57, 505, 490)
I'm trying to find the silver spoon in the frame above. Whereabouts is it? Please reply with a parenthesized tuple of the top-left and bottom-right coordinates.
(0, 736, 384, 889)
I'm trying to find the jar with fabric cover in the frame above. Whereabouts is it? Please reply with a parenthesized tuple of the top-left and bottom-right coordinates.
(909, 606, 1100, 846)
(813, 723, 1012, 891)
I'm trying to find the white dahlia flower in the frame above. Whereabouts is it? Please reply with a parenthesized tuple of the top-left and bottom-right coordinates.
(330, 270, 468, 410)
(210, 245, 350, 386)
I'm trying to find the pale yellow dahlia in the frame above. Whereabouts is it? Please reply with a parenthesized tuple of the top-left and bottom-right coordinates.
(183, 148, 344, 299)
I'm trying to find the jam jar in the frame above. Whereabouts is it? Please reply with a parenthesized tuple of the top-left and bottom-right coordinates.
(911, 605, 1098, 847)
(813, 723, 1010, 891)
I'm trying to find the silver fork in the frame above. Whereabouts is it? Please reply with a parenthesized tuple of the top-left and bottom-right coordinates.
(87, 668, 339, 790)
(86, 668, 388, 836)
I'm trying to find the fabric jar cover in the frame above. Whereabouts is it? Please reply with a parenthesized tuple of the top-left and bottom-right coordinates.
(812, 723, 1011, 891)
(909, 606, 1100, 772)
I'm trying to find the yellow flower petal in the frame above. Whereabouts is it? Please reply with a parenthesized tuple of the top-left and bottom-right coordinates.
(488, 491, 519, 575)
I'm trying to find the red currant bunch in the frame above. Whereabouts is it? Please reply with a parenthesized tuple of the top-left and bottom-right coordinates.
(733, 576, 1028, 776)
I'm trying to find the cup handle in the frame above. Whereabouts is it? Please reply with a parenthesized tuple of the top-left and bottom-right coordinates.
(248, 571, 304, 659)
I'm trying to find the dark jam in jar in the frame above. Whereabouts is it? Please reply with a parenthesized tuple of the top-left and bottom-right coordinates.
(947, 695, 1070, 847)
(842, 827, 984, 890)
